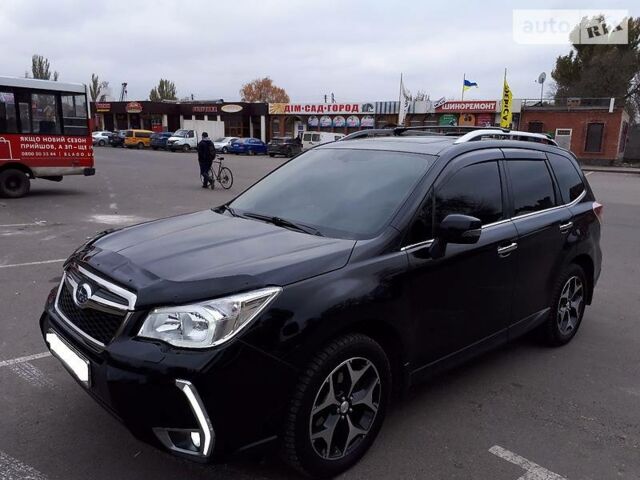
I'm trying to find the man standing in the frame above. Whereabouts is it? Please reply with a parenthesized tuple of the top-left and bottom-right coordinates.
(197, 132, 216, 188)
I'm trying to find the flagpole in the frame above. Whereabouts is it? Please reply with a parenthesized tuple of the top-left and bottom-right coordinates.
(398, 73, 403, 126)
(461, 73, 465, 100)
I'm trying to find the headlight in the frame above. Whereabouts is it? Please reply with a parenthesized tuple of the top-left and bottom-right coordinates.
(137, 287, 281, 348)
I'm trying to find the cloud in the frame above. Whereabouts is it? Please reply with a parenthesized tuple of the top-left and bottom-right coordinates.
(1, 0, 636, 102)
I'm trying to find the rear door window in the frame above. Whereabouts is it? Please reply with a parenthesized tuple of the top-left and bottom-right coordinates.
(0, 91, 18, 133)
(547, 153, 585, 203)
(507, 160, 556, 216)
(435, 161, 503, 226)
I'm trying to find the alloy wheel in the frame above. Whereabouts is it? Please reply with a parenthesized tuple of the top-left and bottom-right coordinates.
(309, 357, 381, 461)
(557, 276, 584, 335)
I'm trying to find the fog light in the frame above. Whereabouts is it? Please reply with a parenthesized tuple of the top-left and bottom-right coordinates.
(190, 432, 201, 449)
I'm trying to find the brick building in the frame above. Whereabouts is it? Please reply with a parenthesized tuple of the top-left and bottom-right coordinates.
(520, 98, 630, 165)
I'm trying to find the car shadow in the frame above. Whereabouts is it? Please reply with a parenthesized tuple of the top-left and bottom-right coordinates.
(202, 334, 550, 479)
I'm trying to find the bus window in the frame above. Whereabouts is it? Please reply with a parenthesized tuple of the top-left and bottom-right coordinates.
(32, 93, 60, 134)
(0, 91, 18, 133)
(61, 94, 88, 135)
(18, 102, 31, 133)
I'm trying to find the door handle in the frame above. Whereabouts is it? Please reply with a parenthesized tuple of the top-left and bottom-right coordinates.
(559, 221, 573, 233)
(497, 242, 518, 257)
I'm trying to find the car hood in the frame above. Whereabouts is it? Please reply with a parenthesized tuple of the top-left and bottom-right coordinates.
(77, 210, 355, 308)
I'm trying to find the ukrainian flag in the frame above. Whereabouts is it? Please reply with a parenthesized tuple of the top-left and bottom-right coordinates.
(463, 79, 478, 91)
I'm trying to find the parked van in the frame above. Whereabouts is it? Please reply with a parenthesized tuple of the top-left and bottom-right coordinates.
(124, 130, 154, 149)
(301, 131, 345, 150)
(167, 129, 198, 152)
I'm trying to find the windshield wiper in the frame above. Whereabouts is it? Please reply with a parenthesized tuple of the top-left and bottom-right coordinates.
(242, 212, 324, 236)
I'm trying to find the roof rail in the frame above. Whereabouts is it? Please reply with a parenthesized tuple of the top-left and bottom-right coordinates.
(393, 125, 510, 135)
(453, 129, 558, 146)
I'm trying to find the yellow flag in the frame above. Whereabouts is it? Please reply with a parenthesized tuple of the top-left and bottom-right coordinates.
(500, 78, 513, 128)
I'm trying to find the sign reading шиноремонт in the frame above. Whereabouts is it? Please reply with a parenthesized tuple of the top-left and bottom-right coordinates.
(436, 101, 498, 112)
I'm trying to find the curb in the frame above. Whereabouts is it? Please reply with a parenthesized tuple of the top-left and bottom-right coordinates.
(581, 167, 640, 175)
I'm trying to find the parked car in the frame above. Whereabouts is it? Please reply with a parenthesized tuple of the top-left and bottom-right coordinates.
(41, 128, 601, 478)
(124, 129, 154, 149)
(110, 130, 126, 148)
(228, 137, 267, 155)
(268, 137, 303, 157)
(301, 131, 345, 150)
(91, 131, 112, 147)
(150, 131, 174, 150)
(167, 129, 197, 152)
(213, 137, 238, 153)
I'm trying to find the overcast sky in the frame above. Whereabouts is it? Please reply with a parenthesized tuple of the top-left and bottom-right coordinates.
(1, 0, 636, 103)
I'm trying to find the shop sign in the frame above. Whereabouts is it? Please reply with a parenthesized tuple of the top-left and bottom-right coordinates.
(433, 97, 446, 109)
(269, 103, 372, 115)
(308, 116, 319, 127)
(439, 114, 458, 126)
(125, 101, 143, 114)
(436, 101, 497, 112)
(361, 115, 375, 127)
(193, 105, 218, 113)
(221, 104, 243, 113)
(95, 102, 111, 113)
(346, 115, 360, 127)
(319, 116, 332, 127)
(333, 116, 346, 127)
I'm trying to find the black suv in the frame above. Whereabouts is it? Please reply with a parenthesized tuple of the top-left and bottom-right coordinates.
(268, 136, 303, 157)
(110, 130, 126, 148)
(41, 128, 602, 478)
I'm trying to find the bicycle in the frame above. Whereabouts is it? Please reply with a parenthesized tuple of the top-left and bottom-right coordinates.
(200, 155, 234, 190)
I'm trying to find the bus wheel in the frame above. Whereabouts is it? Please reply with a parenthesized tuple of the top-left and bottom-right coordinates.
(137, 142, 144, 149)
(0, 169, 31, 198)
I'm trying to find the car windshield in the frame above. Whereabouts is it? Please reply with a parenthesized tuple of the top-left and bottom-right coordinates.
(230, 148, 434, 239)
(173, 129, 189, 137)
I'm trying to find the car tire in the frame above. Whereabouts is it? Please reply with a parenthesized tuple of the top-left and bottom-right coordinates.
(152, 146, 158, 150)
(137, 142, 144, 149)
(282, 333, 391, 478)
(182, 144, 190, 152)
(540, 264, 588, 346)
(269, 153, 275, 157)
(222, 147, 228, 153)
(0, 168, 31, 198)
(286, 147, 293, 157)
(98, 139, 106, 146)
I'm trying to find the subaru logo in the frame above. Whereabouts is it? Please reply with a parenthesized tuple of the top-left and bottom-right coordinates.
(74, 283, 92, 307)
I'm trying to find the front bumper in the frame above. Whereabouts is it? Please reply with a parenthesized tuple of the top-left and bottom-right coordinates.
(40, 292, 298, 460)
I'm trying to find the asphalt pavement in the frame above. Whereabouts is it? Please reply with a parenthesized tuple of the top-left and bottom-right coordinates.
(0, 148, 638, 480)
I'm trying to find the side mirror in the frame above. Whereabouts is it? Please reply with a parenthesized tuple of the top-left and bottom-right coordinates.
(429, 214, 482, 259)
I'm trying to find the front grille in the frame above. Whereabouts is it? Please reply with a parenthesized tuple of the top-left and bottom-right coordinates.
(57, 279, 128, 346)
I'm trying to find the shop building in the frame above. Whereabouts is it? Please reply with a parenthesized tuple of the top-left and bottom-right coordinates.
(520, 98, 630, 164)
(91, 101, 268, 141)
(268, 103, 376, 138)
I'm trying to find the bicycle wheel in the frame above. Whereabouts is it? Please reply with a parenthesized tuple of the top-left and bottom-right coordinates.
(219, 167, 233, 189)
